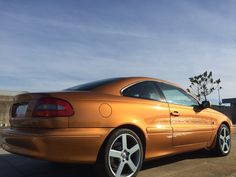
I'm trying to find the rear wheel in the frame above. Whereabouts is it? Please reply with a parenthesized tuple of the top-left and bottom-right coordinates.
(97, 129, 143, 177)
(213, 124, 231, 156)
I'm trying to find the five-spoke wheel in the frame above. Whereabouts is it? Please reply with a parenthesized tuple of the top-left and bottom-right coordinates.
(97, 129, 143, 177)
(213, 124, 231, 156)
(219, 125, 231, 154)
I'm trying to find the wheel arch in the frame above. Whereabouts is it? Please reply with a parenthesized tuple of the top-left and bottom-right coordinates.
(221, 121, 230, 131)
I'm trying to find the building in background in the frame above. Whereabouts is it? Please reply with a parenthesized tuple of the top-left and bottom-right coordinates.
(211, 98, 236, 124)
(0, 90, 21, 127)
(221, 98, 236, 124)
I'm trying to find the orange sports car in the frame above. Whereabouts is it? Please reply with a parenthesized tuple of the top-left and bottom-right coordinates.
(2, 77, 234, 177)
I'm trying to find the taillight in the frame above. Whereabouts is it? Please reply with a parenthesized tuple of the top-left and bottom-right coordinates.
(33, 97, 74, 117)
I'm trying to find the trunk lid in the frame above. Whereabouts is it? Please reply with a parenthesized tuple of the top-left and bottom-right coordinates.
(10, 92, 70, 128)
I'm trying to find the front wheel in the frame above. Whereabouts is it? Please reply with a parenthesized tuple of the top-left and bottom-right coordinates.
(97, 129, 144, 177)
(213, 124, 231, 156)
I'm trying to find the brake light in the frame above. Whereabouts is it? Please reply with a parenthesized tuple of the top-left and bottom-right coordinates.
(33, 97, 74, 117)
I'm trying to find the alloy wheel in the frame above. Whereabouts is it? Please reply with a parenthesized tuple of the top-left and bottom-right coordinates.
(219, 126, 231, 154)
(108, 133, 141, 177)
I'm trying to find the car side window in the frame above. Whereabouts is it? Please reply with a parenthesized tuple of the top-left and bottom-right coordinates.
(158, 82, 199, 107)
(122, 81, 163, 101)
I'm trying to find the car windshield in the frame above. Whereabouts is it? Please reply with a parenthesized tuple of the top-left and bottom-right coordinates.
(65, 78, 123, 91)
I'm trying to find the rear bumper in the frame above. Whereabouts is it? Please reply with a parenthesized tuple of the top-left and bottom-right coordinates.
(1, 127, 113, 163)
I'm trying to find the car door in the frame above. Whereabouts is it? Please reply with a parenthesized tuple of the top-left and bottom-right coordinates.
(157, 82, 213, 146)
(122, 81, 173, 157)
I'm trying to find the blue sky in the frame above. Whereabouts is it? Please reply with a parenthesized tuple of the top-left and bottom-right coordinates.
(0, 0, 236, 101)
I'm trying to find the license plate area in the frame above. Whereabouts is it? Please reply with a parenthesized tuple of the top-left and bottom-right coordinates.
(13, 103, 28, 117)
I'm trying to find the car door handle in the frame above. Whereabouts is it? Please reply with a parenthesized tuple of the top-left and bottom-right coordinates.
(170, 111, 180, 117)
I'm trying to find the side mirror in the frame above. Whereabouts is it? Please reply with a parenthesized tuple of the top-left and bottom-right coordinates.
(201, 101, 211, 109)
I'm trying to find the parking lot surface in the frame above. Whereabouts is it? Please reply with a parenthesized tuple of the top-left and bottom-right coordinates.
(0, 131, 235, 177)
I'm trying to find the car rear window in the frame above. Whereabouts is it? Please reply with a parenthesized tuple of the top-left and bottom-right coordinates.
(122, 81, 163, 101)
(65, 78, 123, 91)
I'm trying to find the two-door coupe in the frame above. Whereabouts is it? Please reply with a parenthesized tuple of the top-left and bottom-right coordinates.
(2, 77, 234, 177)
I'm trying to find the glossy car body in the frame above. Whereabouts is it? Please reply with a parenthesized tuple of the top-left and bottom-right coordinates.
(2, 77, 234, 164)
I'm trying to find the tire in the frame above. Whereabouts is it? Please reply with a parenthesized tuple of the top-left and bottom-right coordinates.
(212, 124, 231, 156)
(96, 128, 144, 177)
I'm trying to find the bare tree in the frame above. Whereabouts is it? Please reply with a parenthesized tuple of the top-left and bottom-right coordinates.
(187, 71, 221, 101)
